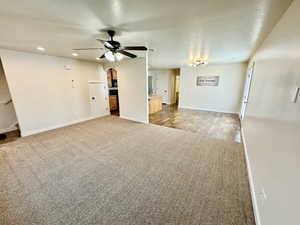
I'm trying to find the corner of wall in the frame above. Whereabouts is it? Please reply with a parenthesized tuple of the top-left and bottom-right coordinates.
(240, 125, 262, 225)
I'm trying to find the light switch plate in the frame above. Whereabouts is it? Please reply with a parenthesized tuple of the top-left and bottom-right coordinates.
(257, 187, 267, 206)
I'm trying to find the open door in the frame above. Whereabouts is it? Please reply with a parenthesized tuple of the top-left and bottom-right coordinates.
(240, 62, 255, 120)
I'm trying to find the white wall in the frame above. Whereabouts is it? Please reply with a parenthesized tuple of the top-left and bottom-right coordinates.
(0, 59, 18, 133)
(148, 69, 177, 104)
(179, 63, 247, 113)
(117, 57, 148, 123)
(242, 1, 300, 225)
(0, 49, 108, 136)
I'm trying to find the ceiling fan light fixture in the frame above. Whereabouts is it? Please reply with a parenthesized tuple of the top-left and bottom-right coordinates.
(104, 51, 124, 62)
(115, 52, 123, 61)
(105, 51, 115, 62)
(190, 58, 208, 67)
(74, 30, 146, 62)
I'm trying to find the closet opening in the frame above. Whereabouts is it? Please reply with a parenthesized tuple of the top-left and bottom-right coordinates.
(0, 57, 20, 144)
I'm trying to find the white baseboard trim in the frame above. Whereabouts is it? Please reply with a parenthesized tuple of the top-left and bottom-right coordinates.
(120, 115, 148, 124)
(241, 127, 261, 225)
(179, 106, 238, 114)
(21, 114, 109, 137)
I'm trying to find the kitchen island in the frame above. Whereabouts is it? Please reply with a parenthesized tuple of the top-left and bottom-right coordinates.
(148, 95, 163, 114)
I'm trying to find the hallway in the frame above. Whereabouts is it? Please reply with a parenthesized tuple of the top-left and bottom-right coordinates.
(149, 104, 241, 143)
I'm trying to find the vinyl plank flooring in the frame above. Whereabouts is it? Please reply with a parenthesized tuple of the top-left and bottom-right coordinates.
(149, 104, 242, 143)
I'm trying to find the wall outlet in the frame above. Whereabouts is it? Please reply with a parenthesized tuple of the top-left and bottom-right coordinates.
(257, 187, 267, 206)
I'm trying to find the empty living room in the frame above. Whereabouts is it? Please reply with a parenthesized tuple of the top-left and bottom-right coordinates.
(0, 1, 299, 225)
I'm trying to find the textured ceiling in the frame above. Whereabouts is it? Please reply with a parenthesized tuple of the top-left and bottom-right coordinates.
(0, 0, 292, 68)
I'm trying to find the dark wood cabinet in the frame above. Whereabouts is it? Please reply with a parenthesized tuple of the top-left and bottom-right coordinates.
(109, 95, 118, 111)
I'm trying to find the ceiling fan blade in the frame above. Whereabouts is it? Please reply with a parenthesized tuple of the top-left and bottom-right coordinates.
(118, 50, 137, 58)
(96, 39, 106, 44)
(72, 48, 104, 50)
(122, 46, 148, 51)
(96, 39, 113, 48)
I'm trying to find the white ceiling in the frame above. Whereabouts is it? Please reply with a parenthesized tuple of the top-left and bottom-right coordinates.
(0, 0, 292, 68)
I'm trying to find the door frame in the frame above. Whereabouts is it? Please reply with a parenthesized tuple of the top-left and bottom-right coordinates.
(240, 62, 255, 120)
(174, 74, 180, 105)
(105, 67, 120, 115)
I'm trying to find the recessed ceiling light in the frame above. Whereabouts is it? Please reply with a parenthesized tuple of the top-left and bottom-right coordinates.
(37, 46, 45, 51)
(72, 53, 78, 57)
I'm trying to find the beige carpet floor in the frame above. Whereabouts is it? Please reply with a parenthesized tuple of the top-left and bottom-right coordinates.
(0, 116, 255, 225)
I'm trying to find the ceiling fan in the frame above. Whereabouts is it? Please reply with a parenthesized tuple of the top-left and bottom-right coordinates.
(73, 30, 148, 62)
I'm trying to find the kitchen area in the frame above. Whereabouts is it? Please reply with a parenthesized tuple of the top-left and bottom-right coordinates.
(148, 69, 178, 115)
(148, 95, 163, 114)
(107, 68, 119, 115)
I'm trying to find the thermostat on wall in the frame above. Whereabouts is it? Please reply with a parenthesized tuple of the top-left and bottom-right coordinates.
(64, 65, 72, 70)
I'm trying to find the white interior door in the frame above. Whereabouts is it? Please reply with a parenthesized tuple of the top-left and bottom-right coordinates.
(240, 63, 255, 120)
(89, 82, 108, 118)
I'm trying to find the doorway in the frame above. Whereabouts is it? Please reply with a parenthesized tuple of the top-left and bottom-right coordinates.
(107, 68, 120, 116)
(240, 62, 255, 120)
(174, 74, 180, 105)
(0, 57, 20, 144)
